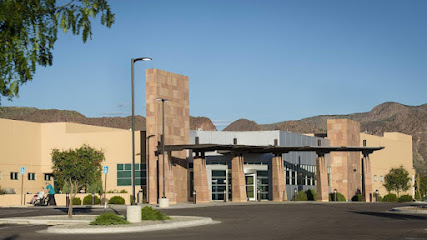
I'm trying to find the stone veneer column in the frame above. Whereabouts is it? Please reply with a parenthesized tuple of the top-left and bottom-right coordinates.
(193, 156, 210, 203)
(316, 154, 329, 202)
(146, 69, 190, 204)
(271, 154, 286, 201)
(363, 154, 373, 202)
(327, 119, 361, 200)
(232, 154, 247, 202)
(158, 151, 177, 204)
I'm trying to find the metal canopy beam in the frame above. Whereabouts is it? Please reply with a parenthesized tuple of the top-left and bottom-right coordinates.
(159, 144, 384, 155)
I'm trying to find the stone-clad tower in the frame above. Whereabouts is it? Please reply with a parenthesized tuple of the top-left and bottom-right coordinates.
(146, 69, 190, 204)
(327, 119, 361, 200)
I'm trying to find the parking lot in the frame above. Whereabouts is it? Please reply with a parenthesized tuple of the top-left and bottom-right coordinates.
(0, 203, 426, 240)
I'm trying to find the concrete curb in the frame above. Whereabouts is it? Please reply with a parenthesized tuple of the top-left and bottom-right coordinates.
(0, 215, 95, 225)
(391, 206, 427, 214)
(44, 216, 218, 234)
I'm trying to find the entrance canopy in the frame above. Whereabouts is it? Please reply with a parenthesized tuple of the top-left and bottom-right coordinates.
(161, 144, 384, 155)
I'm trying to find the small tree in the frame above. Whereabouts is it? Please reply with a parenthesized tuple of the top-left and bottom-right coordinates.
(383, 166, 411, 197)
(52, 145, 105, 219)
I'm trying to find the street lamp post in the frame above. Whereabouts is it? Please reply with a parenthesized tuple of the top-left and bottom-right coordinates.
(156, 98, 170, 208)
(131, 57, 151, 205)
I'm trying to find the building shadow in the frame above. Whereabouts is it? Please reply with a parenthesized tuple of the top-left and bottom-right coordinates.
(351, 211, 427, 220)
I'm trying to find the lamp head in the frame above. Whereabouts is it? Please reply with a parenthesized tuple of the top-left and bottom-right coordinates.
(133, 57, 152, 62)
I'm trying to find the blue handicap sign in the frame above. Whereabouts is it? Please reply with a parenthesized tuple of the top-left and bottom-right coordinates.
(103, 166, 109, 174)
(20, 167, 25, 175)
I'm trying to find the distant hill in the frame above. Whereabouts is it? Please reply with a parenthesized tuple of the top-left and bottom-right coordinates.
(0, 107, 216, 131)
(223, 119, 260, 131)
(224, 102, 427, 171)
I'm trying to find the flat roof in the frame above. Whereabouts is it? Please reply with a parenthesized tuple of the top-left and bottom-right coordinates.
(162, 144, 384, 155)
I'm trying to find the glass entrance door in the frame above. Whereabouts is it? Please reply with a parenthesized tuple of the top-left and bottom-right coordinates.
(245, 174, 256, 201)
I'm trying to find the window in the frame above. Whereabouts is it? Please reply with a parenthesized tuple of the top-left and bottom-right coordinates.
(28, 173, 36, 181)
(117, 163, 146, 186)
(374, 175, 377, 182)
(327, 167, 331, 186)
(380, 176, 383, 182)
(44, 174, 53, 181)
(257, 171, 269, 200)
(0, 171, 2, 180)
(10, 172, 19, 180)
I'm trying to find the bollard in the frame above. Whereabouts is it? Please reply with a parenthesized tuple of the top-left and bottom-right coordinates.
(257, 189, 261, 202)
(91, 193, 95, 205)
(375, 190, 379, 202)
(224, 190, 227, 202)
(193, 190, 197, 204)
(334, 189, 337, 202)
(294, 188, 297, 202)
(126, 205, 142, 223)
(138, 190, 144, 204)
(369, 193, 373, 202)
(66, 193, 69, 207)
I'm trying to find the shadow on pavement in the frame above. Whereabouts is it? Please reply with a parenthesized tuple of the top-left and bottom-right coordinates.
(351, 211, 427, 220)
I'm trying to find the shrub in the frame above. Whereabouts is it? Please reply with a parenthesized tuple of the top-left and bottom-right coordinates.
(83, 195, 101, 205)
(351, 194, 363, 202)
(297, 190, 307, 201)
(0, 186, 6, 195)
(108, 196, 125, 205)
(398, 194, 413, 202)
(120, 189, 128, 193)
(329, 192, 346, 202)
(306, 189, 317, 201)
(72, 197, 82, 205)
(382, 193, 398, 202)
(141, 206, 171, 220)
(90, 213, 129, 225)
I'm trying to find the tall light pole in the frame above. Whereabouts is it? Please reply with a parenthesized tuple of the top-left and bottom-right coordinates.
(156, 98, 169, 202)
(131, 57, 151, 205)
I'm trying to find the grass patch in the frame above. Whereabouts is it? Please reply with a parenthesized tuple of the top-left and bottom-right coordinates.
(141, 206, 171, 220)
(90, 213, 130, 225)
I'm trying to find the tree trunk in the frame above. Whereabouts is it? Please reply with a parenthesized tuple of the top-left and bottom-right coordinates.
(68, 180, 74, 219)
(416, 174, 421, 199)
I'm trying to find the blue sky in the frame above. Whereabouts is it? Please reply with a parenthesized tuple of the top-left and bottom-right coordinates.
(3, 0, 426, 129)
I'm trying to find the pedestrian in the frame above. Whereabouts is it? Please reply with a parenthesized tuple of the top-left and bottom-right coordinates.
(45, 182, 56, 206)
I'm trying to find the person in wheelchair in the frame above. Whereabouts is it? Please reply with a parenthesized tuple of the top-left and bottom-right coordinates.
(29, 187, 45, 205)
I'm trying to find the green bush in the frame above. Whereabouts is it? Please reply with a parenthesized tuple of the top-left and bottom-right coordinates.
(141, 206, 171, 220)
(108, 196, 125, 205)
(306, 189, 317, 201)
(382, 193, 398, 202)
(0, 186, 6, 195)
(351, 194, 363, 202)
(297, 190, 307, 201)
(90, 213, 130, 225)
(329, 192, 346, 202)
(83, 195, 101, 205)
(398, 194, 413, 202)
(120, 189, 128, 193)
(72, 197, 82, 205)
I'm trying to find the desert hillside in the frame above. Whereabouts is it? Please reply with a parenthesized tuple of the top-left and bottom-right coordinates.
(223, 102, 427, 172)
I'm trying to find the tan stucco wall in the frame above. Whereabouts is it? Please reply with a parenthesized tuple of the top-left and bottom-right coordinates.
(360, 132, 415, 197)
(0, 118, 142, 195)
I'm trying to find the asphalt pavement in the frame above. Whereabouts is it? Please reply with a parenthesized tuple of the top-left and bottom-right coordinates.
(0, 202, 426, 240)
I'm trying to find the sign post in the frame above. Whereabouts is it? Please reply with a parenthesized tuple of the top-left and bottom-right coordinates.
(103, 166, 108, 209)
(20, 167, 25, 205)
